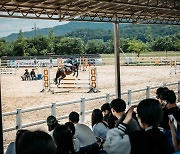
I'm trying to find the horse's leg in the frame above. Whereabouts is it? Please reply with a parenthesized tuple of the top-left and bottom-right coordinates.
(54, 69, 60, 84)
(58, 74, 66, 86)
(76, 66, 79, 78)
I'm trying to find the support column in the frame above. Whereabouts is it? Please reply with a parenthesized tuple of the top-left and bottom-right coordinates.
(114, 21, 121, 98)
(0, 74, 4, 154)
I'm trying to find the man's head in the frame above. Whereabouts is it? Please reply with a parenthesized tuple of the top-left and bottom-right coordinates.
(101, 103, 111, 116)
(156, 87, 169, 100)
(47, 116, 58, 131)
(69, 111, 79, 123)
(137, 98, 163, 128)
(160, 90, 176, 104)
(110, 98, 126, 117)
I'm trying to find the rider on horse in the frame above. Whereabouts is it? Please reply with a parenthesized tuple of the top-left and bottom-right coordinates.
(54, 57, 79, 85)
(63, 57, 78, 72)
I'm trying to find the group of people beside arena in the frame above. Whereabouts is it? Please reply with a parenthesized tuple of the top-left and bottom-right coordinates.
(5, 88, 180, 154)
(21, 69, 37, 81)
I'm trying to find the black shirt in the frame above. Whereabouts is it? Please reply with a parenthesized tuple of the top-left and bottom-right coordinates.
(160, 106, 180, 130)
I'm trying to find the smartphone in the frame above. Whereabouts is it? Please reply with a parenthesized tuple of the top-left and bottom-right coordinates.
(161, 100, 167, 108)
(168, 114, 177, 130)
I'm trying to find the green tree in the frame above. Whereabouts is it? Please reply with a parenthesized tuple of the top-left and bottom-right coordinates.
(47, 29, 55, 54)
(55, 37, 84, 55)
(0, 39, 13, 56)
(174, 39, 180, 51)
(151, 36, 173, 51)
(12, 30, 28, 56)
(85, 39, 105, 54)
(104, 40, 114, 54)
(33, 35, 49, 55)
(128, 40, 147, 57)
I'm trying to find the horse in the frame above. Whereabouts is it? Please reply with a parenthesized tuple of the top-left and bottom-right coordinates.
(54, 61, 79, 85)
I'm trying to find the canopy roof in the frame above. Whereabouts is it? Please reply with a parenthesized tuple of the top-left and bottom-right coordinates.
(0, 0, 179, 25)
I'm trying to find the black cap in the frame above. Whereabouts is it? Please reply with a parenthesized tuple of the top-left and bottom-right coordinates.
(47, 116, 58, 126)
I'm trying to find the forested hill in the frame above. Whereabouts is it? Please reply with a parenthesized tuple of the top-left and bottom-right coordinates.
(3, 21, 180, 42)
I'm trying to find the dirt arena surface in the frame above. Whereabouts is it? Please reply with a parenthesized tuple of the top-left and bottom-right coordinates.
(2, 65, 180, 145)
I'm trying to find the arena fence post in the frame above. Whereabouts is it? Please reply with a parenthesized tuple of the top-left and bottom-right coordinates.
(16, 108, 22, 130)
(178, 81, 180, 102)
(51, 103, 57, 117)
(106, 93, 110, 104)
(80, 97, 85, 124)
(128, 90, 132, 106)
(146, 86, 150, 98)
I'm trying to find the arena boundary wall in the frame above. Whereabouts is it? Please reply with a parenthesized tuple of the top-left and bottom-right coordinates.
(2, 81, 180, 137)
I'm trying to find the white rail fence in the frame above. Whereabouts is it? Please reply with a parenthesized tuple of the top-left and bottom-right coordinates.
(2, 81, 180, 133)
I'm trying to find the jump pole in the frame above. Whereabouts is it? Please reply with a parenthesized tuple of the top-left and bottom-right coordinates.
(41, 66, 99, 93)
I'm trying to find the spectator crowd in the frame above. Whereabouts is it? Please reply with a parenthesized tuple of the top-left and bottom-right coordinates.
(5, 88, 180, 154)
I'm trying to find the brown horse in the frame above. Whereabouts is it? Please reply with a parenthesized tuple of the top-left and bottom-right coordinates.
(54, 64, 79, 85)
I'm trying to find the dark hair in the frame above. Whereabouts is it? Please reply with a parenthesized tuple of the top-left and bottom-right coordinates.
(65, 122, 75, 135)
(137, 98, 163, 127)
(160, 90, 176, 104)
(69, 111, 79, 123)
(110, 98, 126, 112)
(156, 87, 169, 99)
(53, 125, 75, 154)
(15, 129, 29, 153)
(91, 109, 109, 128)
(47, 115, 58, 131)
(101, 103, 111, 112)
(16, 130, 56, 154)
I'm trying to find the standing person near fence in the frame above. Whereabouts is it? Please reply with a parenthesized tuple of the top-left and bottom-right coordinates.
(156, 87, 169, 105)
(101, 103, 118, 129)
(159, 90, 180, 131)
(46, 115, 59, 137)
(68, 111, 99, 154)
(91, 109, 109, 141)
(110, 98, 140, 133)
(103, 99, 171, 154)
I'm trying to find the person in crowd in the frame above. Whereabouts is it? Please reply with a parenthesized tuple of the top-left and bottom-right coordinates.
(53, 124, 76, 154)
(30, 69, 36, 80)
(159, 90, 180, 130)
(6, 129, 29, 154)
(169, 119, 180, 152)
(91, 109, 109, 141)
(156, 86, 169, 104)
(101, 103, 118, 129)
(21, 69, 30, 81)
(104, 98, 171, 154)
(110, 98, 140, 133)
(16, 130, 56, 154)
(159, 90, 180, 152)
(65, 122, 80, 153)
(69, 111, 99, 154)
(47, 115, 59, 137)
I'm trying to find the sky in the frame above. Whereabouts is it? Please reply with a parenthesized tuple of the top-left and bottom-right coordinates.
(0, 17, 68, 38)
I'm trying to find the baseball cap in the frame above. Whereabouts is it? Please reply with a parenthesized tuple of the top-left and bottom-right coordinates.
(47, 116, 58, 126)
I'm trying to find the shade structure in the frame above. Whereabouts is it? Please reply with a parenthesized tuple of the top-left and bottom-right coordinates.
(0, 0, 179, 24)
(0, 0, 180, 153)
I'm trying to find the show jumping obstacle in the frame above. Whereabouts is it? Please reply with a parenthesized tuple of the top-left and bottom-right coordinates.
(170, 59, 177, 74)
(41, 67, 98, 93)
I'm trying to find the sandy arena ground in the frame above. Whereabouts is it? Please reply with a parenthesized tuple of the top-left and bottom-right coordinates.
(2, 65, 180, 145)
